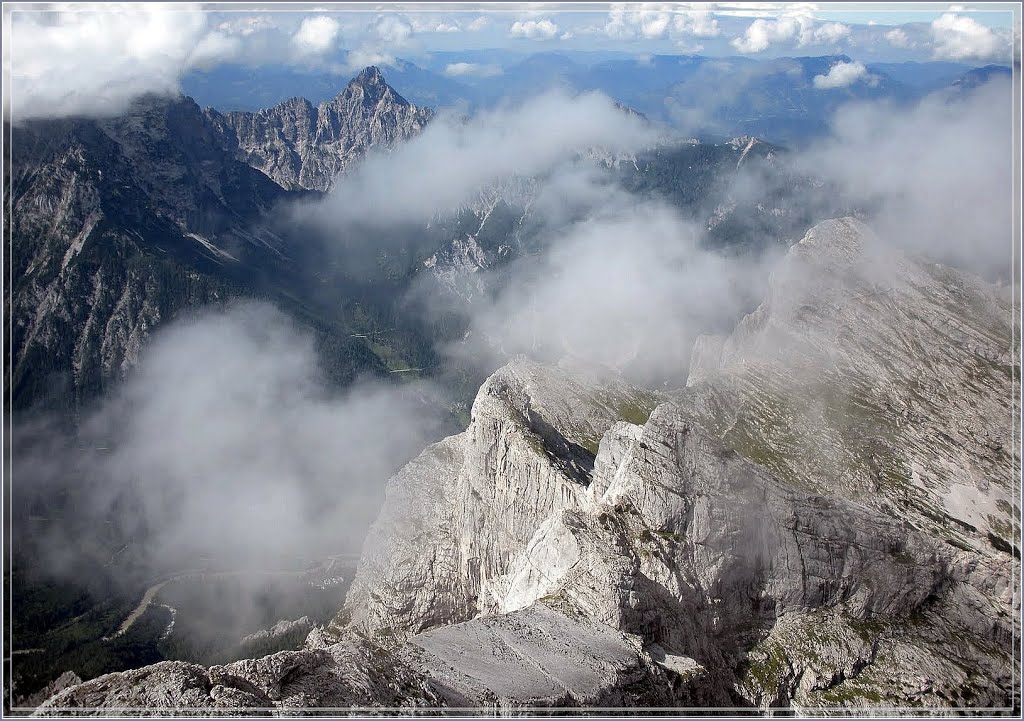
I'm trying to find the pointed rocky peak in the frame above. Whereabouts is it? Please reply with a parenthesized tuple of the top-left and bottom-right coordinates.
(336, 65, 409, 108)
(353, 65, 386, 88)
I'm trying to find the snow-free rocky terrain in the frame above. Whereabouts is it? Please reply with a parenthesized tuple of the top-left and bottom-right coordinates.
(35, 218, 1020, 715)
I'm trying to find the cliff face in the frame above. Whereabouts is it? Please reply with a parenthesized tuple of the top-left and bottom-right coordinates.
(4, 99, 284, 410)
(34, 217, 1020, 713)
(208, 67, 433, 192)
(338, 360, 665, 636)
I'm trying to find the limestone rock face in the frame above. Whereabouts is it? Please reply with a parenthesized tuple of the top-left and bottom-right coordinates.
(5, 97, 285, 410)
(209, 67, 433, 192)
(335, 359, 664, 637)
(406, 603, 674, 708)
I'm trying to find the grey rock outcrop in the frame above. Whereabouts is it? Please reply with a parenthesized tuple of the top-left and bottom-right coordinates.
(35, 633, 442, 716)
(239, 617, 312, 647)
(208, 67, 433, 192)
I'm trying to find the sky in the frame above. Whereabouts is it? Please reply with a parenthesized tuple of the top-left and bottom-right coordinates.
(2, 2, 1020, 120)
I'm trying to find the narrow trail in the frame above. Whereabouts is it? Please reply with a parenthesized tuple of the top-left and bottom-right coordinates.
(102, 556, 362, 642)
(103, 581, 169, 640)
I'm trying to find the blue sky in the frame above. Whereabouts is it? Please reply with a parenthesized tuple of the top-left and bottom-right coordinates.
(3, 2, 1020, 120)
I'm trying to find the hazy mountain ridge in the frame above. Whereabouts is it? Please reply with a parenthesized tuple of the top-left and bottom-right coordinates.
(184, 54, 1004, 145)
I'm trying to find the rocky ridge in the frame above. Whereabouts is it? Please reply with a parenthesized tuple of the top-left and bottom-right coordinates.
(34, 217, 1020, 714)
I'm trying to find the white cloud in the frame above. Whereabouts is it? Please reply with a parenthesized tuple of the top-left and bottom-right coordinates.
(374, 14, 414, 45)
(343, 48, 397, 73)
(292, 15, 341, 55)
(188, 31, 242, 70)
(510, 18, 560, 40)
(308, 91, 657, 227)
(641, 11, 671, 39)
(444, 62, 503, 78)
(26, 303, 448, 567)
(796, 78, 1013, 276)
(884, 27, 912, 49)
(336, 14, 415, 74)
(731, 15, 850, 53)
(5, 4, 212, 121)
(409, 16, 459, 33)
(931, 12, 1002, 61)
(731, 17, 799, 53)
(814, 21, 851, 45)
(604, 3, 720, 41)
(675, 40, 705, 54)
(813, 60, 868, 89)
(674, 9, 721, 38)
(217, 15, 277, 37)
(468, 16, 490, 32)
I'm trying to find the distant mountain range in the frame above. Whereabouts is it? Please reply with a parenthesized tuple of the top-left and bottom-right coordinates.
(182, 52, 1010, 145)
(207, 66, 433, 191)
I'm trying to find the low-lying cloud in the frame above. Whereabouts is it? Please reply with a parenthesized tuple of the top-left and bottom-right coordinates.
(790, 75, 1015, 278)
(444, 184, 776, 386)
(301, 90, 659, 229)
(813, 60, 870, 89)
(14, 303, 449, 576)
(444, 62, 503, 78)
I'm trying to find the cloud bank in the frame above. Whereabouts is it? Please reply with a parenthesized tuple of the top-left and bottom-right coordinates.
(5, 4, 210, 120)
(731, 15, 851, 54)
(15, 303, 449, 575)
(441, 177, 776, 385)
(303, 90, 659, 229)
(792, 76, 1015, 278)
(509, 18, 560, 41)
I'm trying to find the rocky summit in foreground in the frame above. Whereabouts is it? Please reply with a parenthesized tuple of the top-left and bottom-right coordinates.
(35, 218, 1020, 715)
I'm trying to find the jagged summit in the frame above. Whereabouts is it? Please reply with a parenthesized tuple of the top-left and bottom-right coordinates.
(354, 65, 385, 84)
(339, 65, 409, 107)
(351, 65, 387, 90)
(207, 66, 433, 191)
